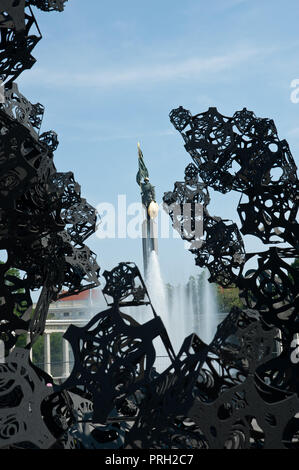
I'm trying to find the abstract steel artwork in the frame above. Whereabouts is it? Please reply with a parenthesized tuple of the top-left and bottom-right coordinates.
(0, 1, 298, 449)
(162, 106, 298, 448)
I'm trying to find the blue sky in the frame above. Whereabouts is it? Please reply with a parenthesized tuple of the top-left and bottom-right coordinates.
(19, 0, 299, 286)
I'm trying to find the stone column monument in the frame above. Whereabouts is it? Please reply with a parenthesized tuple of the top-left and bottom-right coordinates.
(136, 143, 159, 277)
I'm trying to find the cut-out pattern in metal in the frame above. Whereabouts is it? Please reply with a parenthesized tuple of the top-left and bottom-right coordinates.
(102, 262, 156, 310)
(0, 348, 55, 449)
(2, 82, 44, 139)
(159, 104, 299, 448)
(0, 2, 100, 360)
(61, 305, 175, 424)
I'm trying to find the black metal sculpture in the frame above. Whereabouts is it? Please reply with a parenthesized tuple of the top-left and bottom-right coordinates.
(161, 105, 299, 448)
(0, 0, 298, 450)
(0, 1, 100, 448)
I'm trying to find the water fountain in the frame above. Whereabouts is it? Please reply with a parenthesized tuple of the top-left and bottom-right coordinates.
(146, 252, 220, 355)
(145, 250, 171, 370)
(201, 269, 218, 344)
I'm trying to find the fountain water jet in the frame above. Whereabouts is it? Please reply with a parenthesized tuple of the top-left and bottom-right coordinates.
(146, 251, 168, 320)
(145, 250, 170, 369)
(201, 269, 218, 344)
(146, 252, 197, 355)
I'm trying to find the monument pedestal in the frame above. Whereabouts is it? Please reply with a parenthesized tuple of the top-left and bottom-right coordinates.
(142, 212, 158, 277)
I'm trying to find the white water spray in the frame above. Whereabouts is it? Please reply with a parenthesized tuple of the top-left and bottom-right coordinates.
(201, 269, 218, 344)
(146, 252, 192, 354)
(169, 284, 190, 353)
(145, 251, 171, 368)
(145, 253, 219, 363)
(146, 251, 169, 325)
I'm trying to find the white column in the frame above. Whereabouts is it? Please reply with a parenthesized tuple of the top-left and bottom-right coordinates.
(277, 329, 283, 355)
(26, 333, 33, 361)
(44, 332, 51, 375)
(62, 338, 70, 377)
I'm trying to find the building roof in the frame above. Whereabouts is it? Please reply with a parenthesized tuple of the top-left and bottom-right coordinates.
(58, 289, 101, 302)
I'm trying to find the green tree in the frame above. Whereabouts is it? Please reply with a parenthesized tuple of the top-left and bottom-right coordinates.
(216, 285, 243, 312)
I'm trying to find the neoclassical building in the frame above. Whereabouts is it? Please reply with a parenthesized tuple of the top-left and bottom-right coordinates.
(32, 289, 104, 381)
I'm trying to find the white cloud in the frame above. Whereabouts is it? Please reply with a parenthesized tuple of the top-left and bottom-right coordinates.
(64, 129, 175, 143)
(287, 127, 299, 137)
(21, 46, 266, 90)
(216, 0, 248, 10)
